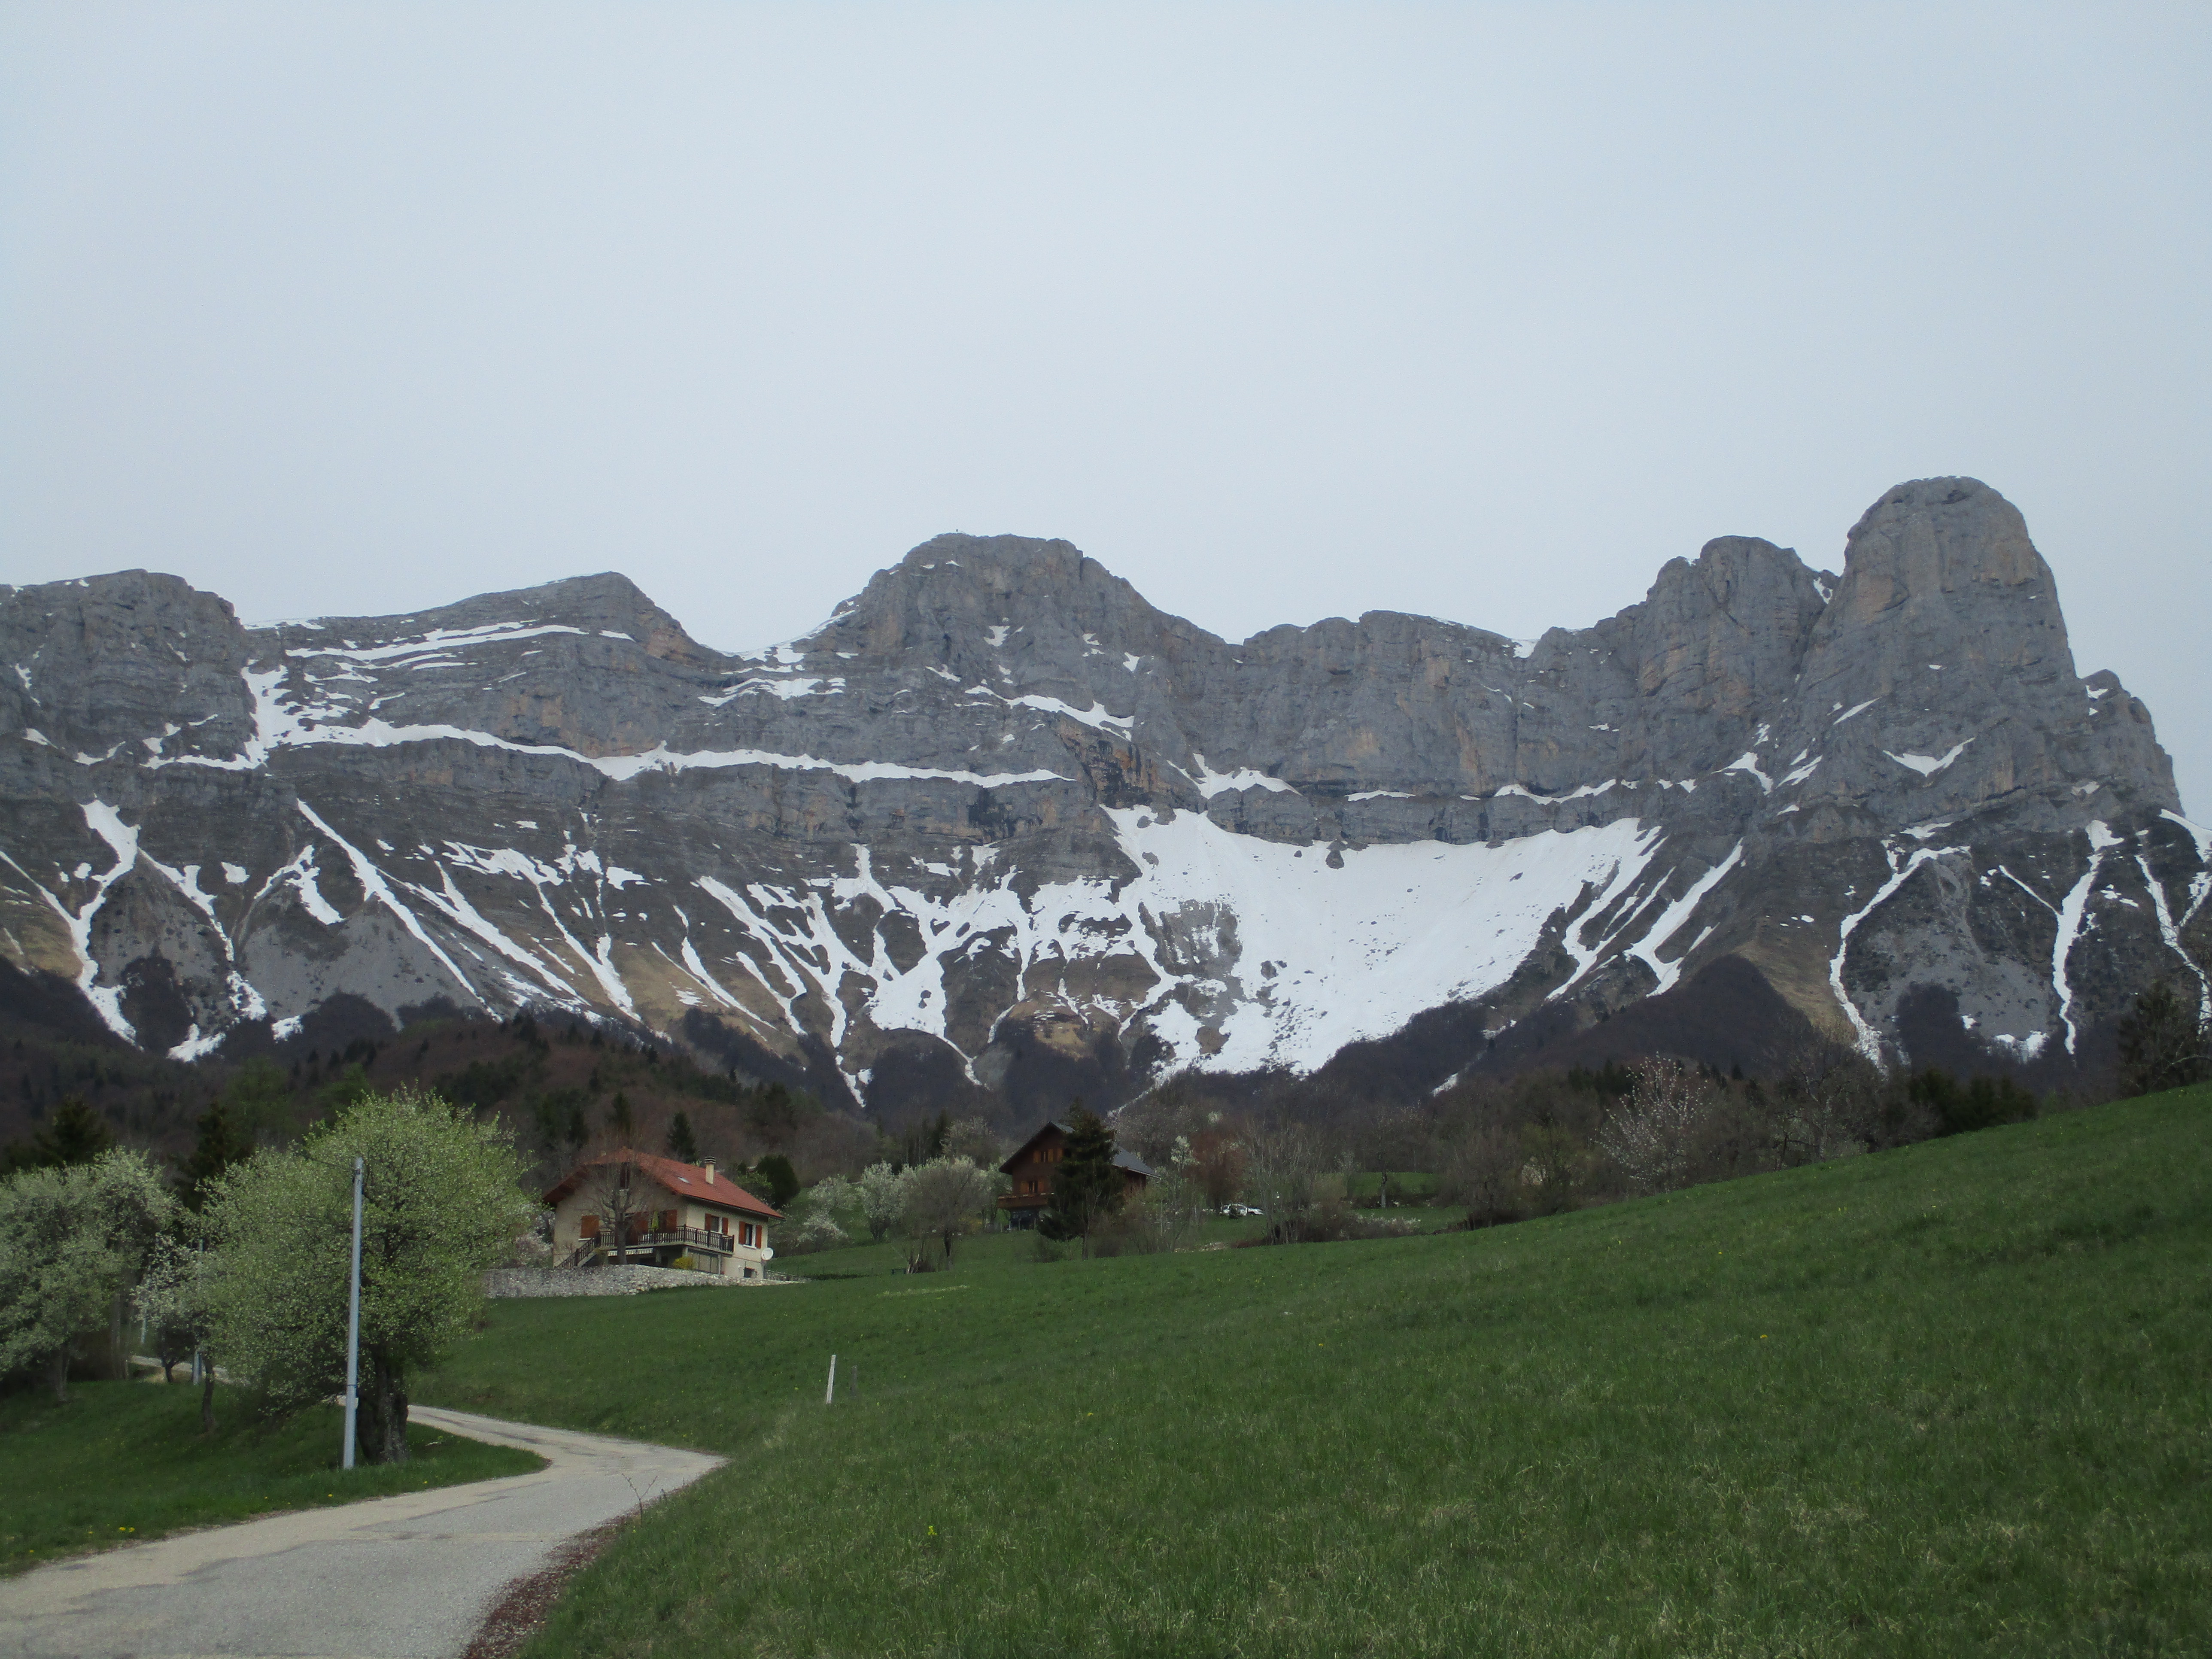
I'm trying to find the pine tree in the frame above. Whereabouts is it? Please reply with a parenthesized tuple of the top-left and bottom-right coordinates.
(608, 1090, 634, 1138)
(1038, 1103, 1124, 1249)
(177, 1097, 254, 1210)
(35, 1095, 114, 1167)
(665, 1110, 699, 1163)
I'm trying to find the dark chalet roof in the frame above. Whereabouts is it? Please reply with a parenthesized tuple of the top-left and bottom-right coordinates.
(543, 1148, 783, 1220)
(998, 1120, 1152, 1179)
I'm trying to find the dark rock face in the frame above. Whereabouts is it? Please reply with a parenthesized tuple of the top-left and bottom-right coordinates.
(1, 478, 2202, 1108)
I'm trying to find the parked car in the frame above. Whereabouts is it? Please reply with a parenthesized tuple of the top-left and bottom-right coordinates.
(1220, 1203, 1263, 1218)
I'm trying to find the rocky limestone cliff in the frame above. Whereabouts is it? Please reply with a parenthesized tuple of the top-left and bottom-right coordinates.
(0, 477, 2202, 1117)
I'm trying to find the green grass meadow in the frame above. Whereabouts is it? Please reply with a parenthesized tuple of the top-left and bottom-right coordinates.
(0, 1379, 543, 1573)
(411, 1086, 2212, 1657)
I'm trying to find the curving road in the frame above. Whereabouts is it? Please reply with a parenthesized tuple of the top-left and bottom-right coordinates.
(0, 1406, 723, 1659)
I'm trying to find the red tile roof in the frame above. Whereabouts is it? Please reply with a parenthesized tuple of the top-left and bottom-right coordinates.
(543, 1148, 783, 1219)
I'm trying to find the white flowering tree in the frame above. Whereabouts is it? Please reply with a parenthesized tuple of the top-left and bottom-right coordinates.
(1597, 1057, 1717, 1195)
(0, 1149, 173, 1400)
(857, 1161, 904, 1242)
(777, 1174, 855, 1253)
(203, 1089, 537, 1464)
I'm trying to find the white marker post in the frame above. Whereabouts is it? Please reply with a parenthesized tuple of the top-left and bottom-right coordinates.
(825, 1353, 837, 1406)
(342, 1156, 364, 1470)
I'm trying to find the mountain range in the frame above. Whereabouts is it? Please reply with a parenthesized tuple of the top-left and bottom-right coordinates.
(2, 475, 2203, 1124)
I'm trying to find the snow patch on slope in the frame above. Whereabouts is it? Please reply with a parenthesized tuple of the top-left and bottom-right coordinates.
(1831, 842, 1967, 1060)
(1184, 753, 1297, 797)
(1884, 740, 1973, 777)
(167, 668, 1071, 788)
(1626, 843, 1744, 994)
(1106, 811, 1659, 1073)
(0, 801, 143, 1040)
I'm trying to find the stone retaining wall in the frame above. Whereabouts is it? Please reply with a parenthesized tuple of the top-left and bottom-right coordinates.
(483, 1266, 738, 1298)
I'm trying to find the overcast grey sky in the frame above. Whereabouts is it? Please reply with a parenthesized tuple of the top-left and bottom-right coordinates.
(3, 3, 2205, 811)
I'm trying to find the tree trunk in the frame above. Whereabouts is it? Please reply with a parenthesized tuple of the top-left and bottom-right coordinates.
(200, 1368, 216, 1434)
(360, 1356, 410, 1464)
(47, 1344, 70, 1402)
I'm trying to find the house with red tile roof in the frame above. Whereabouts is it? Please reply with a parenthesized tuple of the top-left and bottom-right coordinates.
(545, 1148, 783, 1280)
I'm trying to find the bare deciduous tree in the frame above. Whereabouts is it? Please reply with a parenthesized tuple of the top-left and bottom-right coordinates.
(940, 1117, 1007, 1170)
(1241, 1122, 1320, 1244)
(1127, 1137, 1210, 1253)
(1113, 1080, 1217, 1169)
(2117, 980, 2210, 1097)
(1441, 1120, 1522, 1227)
(1778, 1041, 1885, 1163)
(581, 1158, 656, 1263)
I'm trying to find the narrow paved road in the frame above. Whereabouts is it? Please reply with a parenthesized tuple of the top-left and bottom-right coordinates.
(0, 1406, 723, 1659)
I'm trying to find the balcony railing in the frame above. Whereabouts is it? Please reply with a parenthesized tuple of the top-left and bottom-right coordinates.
(559, 1224, 746, 1269)
(640, 1225, 735, 1255)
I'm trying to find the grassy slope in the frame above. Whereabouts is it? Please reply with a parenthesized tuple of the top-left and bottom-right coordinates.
(414, 1088, 2212, 1658)
(0, 1380, 543, 1574)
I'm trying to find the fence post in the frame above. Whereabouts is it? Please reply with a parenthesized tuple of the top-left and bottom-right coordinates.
(825, 1353, 837, 1406)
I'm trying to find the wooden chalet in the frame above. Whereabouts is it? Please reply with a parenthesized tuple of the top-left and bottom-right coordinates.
(996, 1120, 1152, 1228)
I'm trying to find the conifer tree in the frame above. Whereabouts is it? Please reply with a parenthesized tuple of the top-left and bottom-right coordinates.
(665, 1110, 699, 1163)
(24, 1095, 115, 1169)
(176, 1097, 254, 1211)
(1039, 1103, 1124, 1249)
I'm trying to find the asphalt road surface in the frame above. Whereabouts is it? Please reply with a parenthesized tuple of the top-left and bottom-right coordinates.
(0, 1405, 723, 1659)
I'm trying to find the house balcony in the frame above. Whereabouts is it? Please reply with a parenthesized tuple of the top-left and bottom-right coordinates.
(558, 1224, 745, 1270)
